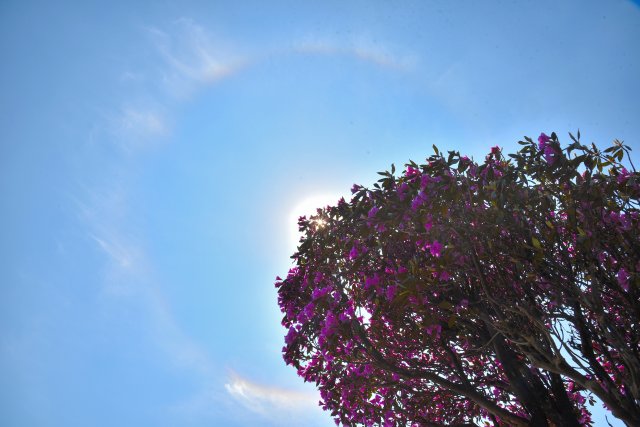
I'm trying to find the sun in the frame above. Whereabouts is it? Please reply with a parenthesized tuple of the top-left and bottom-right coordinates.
(287, 193, 344, 251)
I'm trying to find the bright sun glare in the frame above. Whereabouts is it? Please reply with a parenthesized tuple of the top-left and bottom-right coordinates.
(287, 193, 343, 252)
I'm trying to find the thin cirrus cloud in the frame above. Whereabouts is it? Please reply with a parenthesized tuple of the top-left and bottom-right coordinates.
(109, 20, 417, 144)
(90, 233, 139, 272)
(224, 370, 321, 417)
(118, 107, 167, 137)
(83, 192, 220, 389)
(292, 35, 418, 71)
(80, 18, 419, 423)
(104, 20, 246, 145)
(108, 106, 169, 153)
(74, 19, 244, 421)
(72, 156, 217, 387)
(145, 18, 416, 100)
(144, 18, 248, 98)
(171, 370, 325, 424)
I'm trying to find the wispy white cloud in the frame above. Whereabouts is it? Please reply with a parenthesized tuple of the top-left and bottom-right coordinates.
(225, 370, 323, 423)
(118, 107, 167, 137)
(99, 105, 169, 154)
(119, 70, 145, 82)
(72, 183, 147, 297)
(90, 233, 138, 270)
(92, 228, 213, 373)
(81, 18, 418, 424)
(145, 18, 247, 98)
(294, 35, 417, 71)
(72, 171, 229, 427)
(99, 20, 246, 151)
(225, 371, 318, 412)
(169, 370, 329, 426)
(145, 19, 416, 96)
(75, 180, 215, 375)
(105, 22, 417, 153)
(74, 20, 243, 423)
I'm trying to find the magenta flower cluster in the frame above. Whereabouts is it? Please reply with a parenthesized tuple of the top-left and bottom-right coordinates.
(277, 132, 640, 426)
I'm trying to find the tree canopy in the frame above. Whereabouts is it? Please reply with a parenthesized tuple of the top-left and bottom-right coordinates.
(276, 132, 640, 426)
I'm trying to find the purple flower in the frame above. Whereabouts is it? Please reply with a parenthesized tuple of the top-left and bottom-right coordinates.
(396, 182, 409, 200)
(303, 302, 315, 318)
(429, 240, 443, 257)
(411, 191, 428, 211)
(312, 286, 331, 300)
(285, 327, 297, 345)
(597, 251, 607, 264)
(618, 168, 630, 184)
(405, 166, 420, 177)
(426, 323, 442, 338)
(366, 206, 380, 228)
(538, 132, 551, 149)
(320, 311, 339, 340)
(420, 174, 433, 190)
(536, 133, 557, 164)
(617, 268, 630, 292)
(386, 284, 397, 301)
(364, 273, 380, 290)
(544, 144, 555, 164)
(349, 246, 359, 260)
(360, 364, 374, 377)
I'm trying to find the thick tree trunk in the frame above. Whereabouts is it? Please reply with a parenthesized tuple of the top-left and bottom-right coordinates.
(491, 332, 550, 427)
(549, 372, 581, 427)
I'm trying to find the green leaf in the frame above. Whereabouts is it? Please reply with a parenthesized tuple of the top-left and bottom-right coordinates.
(568, 132, 576, 143)
(438, 301, 453, 310)
(448, 315, 456, 328)
(532, 237, 542, 249)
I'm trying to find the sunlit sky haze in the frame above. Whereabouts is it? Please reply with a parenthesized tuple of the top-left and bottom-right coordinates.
(1, 1, 639, 426)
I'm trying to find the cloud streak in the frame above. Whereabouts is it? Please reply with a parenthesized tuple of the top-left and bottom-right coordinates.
(169, 369, 327, 425)
(225, 371, 320, 418)
(109, 20, 418, 144)
(106, 108, 168, 155)
(145, 18, 247, 97)
(81, 18, 419, 424)
(118, 107, 167, 137)
(293, 35, 418, 71)
(72, 168, 217, 379)
(90, 233, 137, 270)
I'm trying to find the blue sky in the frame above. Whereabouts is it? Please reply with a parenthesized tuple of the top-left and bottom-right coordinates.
(1, 1, 638, 426)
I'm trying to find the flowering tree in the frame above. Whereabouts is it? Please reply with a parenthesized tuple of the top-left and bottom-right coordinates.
(276, 132, 640, 426)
